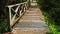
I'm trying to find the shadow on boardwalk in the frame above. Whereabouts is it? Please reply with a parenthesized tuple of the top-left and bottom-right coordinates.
(12, 2, 48, 34)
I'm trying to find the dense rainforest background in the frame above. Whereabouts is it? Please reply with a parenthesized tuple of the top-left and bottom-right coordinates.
(0, 0, 27, 34)
(36, 0, 60, 34)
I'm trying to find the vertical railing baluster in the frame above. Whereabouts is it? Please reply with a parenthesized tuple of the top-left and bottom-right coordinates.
(9, 7, 11, 25)
(6, 0, 30, 27)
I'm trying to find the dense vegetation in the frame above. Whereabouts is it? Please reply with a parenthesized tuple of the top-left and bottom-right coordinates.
(9, 0, 27, 5)
(36, 0, 60, 34)
(0, 0, 27, 34)
(0, 0, 10, 33)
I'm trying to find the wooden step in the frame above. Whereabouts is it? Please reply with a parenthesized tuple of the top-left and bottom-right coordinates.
(12, 28, 47, 34)
(12, 2, 47, 34)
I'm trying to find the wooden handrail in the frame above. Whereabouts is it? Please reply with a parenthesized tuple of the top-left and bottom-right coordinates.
(6, 0, 30, 27)
(6, 2, 27, 8)
(6, 0, 29, 8)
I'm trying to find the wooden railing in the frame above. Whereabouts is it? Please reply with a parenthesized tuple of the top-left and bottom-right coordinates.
(6, 0, 30, 27)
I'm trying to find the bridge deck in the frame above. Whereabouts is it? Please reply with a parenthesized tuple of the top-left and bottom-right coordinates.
(12, 2, 48, 34)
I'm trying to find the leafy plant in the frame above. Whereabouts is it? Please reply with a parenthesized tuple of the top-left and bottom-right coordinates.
(0, 0, 27, 33)
(36, 0, 60, 34)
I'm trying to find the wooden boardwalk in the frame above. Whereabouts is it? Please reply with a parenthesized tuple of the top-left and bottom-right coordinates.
(12, 2, 48, 34)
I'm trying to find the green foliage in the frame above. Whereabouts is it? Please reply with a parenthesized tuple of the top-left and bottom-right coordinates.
(36, 0, 60, 34)
(9, 0, 27, 4)
(0, 0, 27, 33)
(0, 0, 10, 33)
(17, 0, 27, 2)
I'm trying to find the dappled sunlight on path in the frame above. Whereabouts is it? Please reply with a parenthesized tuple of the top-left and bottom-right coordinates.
(12, 1, 48, 34)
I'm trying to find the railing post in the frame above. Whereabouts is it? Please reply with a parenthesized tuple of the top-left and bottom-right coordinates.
(6, 0, 29, 27)
(9, 7, 11, 25)
(26, 0, 31, 9)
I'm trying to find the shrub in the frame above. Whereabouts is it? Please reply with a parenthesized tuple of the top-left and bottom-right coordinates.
(0, 0, 27, 33)
(9, 0, 27, 5)
(0, 0, 10, 33)
(36, 0, 60, 34)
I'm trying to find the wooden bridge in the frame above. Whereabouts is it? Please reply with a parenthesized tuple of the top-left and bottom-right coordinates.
(6, 0, 48, 34)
